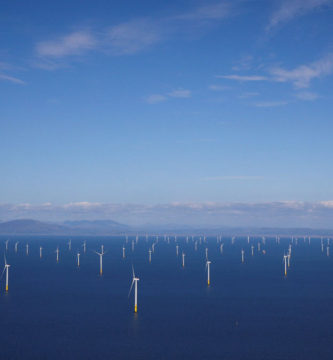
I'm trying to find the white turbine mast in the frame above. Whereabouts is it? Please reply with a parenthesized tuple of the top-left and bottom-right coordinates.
(128, 265, 139, 313)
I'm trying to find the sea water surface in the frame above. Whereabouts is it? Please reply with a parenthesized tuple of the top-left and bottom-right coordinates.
(0, 235, 332, 359)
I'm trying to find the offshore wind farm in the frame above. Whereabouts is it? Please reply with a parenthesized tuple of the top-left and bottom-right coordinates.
(1, 0, 333, 358)
(0, 233, 333, 359)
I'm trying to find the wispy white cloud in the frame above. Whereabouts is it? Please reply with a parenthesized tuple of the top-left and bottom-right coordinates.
(238, 92, 259, 98)
(146, 94, 167, 104)
(217, 74, 268, 81)
(36, 30, 97, 58)
(106, 19, 160, 55)
(146, 88, 191, 104)
(295, 91, 320, 101)
(269, 54, 333, 88)
(2, 201, 333, 227)
(267, 0, 332, 31)
(34, 2, 234, 65)
(254, 100, 288, 108)
(220, 54, 333, 93)
(208, 84, 230, 91)
(231, 55, 254, 71)
(0, 73, 25, 84)
(167, 89, 191, 98)
(175, 2, 231, 21)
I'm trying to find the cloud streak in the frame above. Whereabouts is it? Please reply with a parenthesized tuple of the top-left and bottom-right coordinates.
(0, 73, 25, 84)
(217, 74, 268, 81)
(253, 100, 288, 108)
(34, 1, 234, 66)
(267, 0, 332, 31)
(146, 88, 191, 104)
(2, 201, 333, 228)
(36, 30, 97, 58)
(269, 54, 333, 88)
(219, 54, 333, 91)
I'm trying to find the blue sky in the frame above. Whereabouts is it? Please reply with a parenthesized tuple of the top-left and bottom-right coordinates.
(1, 0, 333, 226)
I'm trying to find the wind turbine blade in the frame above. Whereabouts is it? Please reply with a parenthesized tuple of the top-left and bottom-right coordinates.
(128, 279, 135, 298)
(132, 264, 135, 278)
(4, 255, 7, 266)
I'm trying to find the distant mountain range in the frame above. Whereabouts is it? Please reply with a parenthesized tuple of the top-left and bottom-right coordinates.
(0, 219, 332, 236)
(0, 219, 129, 235)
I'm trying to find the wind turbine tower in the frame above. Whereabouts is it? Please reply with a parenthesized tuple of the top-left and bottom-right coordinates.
(129, 266, 140, 313)
(283, 254, 288, 276)
(2, 257, 10, 292)
(95, 250, 104, 275)
(206, 260, 211, 285)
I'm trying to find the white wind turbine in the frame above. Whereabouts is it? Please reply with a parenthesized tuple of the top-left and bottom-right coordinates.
(148, 249, 152, 263)
(283, 254, 288, 277)
(40, 246, 43, 258)
(182, 252, 186, 267)
(95, 250, 105, 275)
(26, 243, 29, 255)
(122, 246, 126, 259)
(14, 242, 19, 253)
(241, 249, 245, 263)
(128, 265, 139, 313)
(288, 246, 292, 267)
(55, 247, 60, 263)
(176, 245, 179, 256)
(206, 260, 211, 285)
(5, 240, 9, 252)
(251, 245, 254, 256)
(68, 239, 72, 251)
(287, 253, 291, 268)
(1, 256, 10, 292)
(83, 241, 87, 253)
(77, 252, 80, 267)
(205, 248, 208, 260)
(220, 243, 224, 254)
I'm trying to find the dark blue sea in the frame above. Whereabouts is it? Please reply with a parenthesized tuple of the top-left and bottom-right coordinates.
(0, 235, 332, 359)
